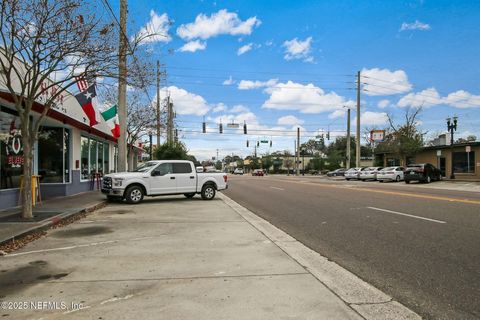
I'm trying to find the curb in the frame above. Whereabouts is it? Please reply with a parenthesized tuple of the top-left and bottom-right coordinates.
(219, 193, 422, 320)
(0, 201, 107, 246)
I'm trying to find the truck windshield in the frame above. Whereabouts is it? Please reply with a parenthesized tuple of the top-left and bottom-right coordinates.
(133, 162, 158, 172)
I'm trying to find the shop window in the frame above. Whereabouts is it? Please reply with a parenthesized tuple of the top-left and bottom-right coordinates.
(38, 127, 64, 183)
(81, 136, 89, 180)
(453, 151, 475, 173)
(98, 142, 104, 174)
(104, 142, 110, 173)
(0, 112, 23, 189)
(81, 136, 111, 180)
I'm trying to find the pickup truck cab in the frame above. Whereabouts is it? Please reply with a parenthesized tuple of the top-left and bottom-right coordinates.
(102, 160, 228, 204)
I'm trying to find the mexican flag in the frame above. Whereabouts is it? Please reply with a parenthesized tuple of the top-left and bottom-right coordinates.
(101, 105, 120, 138)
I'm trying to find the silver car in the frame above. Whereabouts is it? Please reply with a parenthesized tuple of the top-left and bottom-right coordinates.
(344, 167, 363, 180)
(359, 167, 384, 181)
(377, 166, 405, 182)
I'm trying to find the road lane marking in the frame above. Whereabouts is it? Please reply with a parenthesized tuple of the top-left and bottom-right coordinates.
(270, 186, 285, 191)
(266, 177, 480, 206)
(367, 207, 447, 224)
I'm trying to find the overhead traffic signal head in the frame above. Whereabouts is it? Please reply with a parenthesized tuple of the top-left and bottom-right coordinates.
(202, 122, 206, 133)
(243, 122, 247, 134)
(219, 123, 223, 134)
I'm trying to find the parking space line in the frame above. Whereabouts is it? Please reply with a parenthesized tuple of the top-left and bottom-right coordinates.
(367, 207, 447, 224)
(270, 186, 285, 191)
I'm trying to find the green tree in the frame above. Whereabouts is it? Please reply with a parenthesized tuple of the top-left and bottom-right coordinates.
(261, 154, 274, 172)
(154, 142, 190, 160)
(215, 160, 222, 170)
(300, 139, 325, 155)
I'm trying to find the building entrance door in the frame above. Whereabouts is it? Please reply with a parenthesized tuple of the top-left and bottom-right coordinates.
(439, 157, 446, 177)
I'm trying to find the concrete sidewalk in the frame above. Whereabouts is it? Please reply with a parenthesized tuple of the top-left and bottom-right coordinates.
(0, 191, 106, 245)
(0, 192, 420, 319)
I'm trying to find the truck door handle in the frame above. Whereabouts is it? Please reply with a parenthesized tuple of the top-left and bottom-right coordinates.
(190, 176, 195, 179)
(170, 177, 175, 180)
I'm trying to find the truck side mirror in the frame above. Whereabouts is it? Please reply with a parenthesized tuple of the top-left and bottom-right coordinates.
(196, 167, 203, 173)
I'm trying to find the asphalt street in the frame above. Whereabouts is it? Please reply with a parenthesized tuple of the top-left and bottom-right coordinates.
(224, 175, 480, 320)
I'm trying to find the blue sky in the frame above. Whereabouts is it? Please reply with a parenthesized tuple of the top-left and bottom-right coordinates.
(112, 0, 480, 160)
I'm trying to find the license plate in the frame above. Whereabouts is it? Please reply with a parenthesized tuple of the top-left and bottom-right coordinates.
(410, 172, 416, 175)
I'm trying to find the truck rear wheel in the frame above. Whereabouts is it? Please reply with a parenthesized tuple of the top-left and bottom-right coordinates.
(201, 184, 216, 200)
(125, 185, 144, 204)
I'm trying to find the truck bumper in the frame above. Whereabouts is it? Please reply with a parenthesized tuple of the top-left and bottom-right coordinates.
(101, 188, 124, 195)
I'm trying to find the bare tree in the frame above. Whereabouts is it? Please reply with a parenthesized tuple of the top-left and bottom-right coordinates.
(0, 0, 118, 219)
(377, 107, 425, 166)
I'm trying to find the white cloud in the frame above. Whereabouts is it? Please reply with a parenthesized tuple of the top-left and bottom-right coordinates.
(353, 112, 389, 126)
(378, 99, 390, 109)
(400, 20, 431, 31)
(230, 105, 250, 113)
(397, 87, 443, 108)
(362, 68, 412, 96)
(282, 37, 313, 62)
(262, 81, 355, 114)
(212, 103, 228, 113)
(277, 115, 304, 126)
(178, 40, 207, 52)
(135, 11, 171, 44)
(444, 90, 480, 109)
(177, 9, 261, 41)
(223, 76, 235, 85)
(238, 79, 278, 90)
(161, 86, 210, 116)
(328, 110, 346, 119)
(237, 43, 253, 55)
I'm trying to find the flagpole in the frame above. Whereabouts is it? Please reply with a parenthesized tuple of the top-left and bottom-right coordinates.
(117, 0, 127, 172)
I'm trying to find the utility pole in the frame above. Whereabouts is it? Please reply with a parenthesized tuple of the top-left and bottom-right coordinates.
(356, 70, 361, 168)
(167, 95, 173, 145)
(346, 108, 351, 169)
(156, 60, 161, 148)
(117, 0, 127, 172)
(296, 127, 300, 176)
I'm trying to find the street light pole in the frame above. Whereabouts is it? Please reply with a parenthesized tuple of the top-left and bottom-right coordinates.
(447, 116, 458, 179)
(149, 132, 153, 160)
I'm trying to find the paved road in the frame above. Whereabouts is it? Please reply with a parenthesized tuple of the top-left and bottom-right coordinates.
(224, 175, 480, 320)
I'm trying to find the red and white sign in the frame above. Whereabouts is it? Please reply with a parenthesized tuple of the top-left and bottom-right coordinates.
(370, 130, 385, 142)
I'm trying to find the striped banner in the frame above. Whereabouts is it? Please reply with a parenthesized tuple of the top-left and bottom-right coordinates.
(75, 76, 88, 92)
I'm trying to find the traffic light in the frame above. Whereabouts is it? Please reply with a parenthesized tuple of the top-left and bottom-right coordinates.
(243, 122, 247, 134)
(219, 123, 223, 134)
(246, 140, 249, 147)
(202, 122, 206, 133)
(269, 140, 272, 147)
(326, 131, 330, 140)
(257, 141, 259, 147)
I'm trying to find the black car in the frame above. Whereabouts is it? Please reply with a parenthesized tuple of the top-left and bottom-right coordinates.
(327, 168, 346, 177)
(404, 163, 442, 184)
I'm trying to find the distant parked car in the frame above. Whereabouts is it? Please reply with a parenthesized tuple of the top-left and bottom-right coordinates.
(252, 169, 264, 176)
(233, 168, 244, 175)
(327, 168, 346, 177)
(404, 163, 442, 184)
(377, 166, 405, 182)
(344, 167, 363, 180)
(359, 167, 383, 181)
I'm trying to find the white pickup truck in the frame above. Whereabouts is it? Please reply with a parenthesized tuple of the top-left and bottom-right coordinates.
(101, 160, 228, 204)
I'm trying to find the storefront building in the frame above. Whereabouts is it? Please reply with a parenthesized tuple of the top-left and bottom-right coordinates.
(0, 70, 122, 210)
(377, 142, 479, 180)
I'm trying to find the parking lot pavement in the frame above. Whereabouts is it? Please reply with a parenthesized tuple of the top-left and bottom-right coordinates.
(0, 195, 419, 320)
